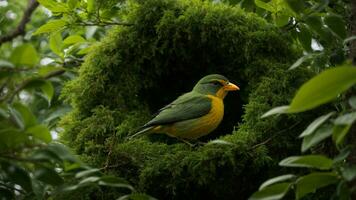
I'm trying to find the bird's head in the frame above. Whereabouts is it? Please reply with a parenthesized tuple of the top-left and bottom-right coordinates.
(193, 74, 239, 99)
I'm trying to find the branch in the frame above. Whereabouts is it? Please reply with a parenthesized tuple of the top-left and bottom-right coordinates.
(0, 0, 39, 46)
(75, 21, 134, 27)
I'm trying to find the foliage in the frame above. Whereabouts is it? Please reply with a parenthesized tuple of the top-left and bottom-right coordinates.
(59, 0, 326, 199)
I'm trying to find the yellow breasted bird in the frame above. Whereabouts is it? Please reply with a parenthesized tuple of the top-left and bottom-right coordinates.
(132, 74, 239, 140)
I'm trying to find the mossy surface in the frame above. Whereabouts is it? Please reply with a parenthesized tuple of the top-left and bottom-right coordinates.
(60, 0, 317, 199)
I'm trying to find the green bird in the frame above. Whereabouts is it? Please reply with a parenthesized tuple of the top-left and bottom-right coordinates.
(132, 74, 239, 140)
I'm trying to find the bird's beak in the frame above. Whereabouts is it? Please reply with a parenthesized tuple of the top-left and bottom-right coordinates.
(224, 82, 240, 91)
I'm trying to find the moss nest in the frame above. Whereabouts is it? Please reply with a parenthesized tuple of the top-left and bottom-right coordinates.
(60, 0, 317, 199)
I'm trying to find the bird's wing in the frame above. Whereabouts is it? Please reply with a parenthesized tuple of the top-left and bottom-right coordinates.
(143, 92, 212, 127)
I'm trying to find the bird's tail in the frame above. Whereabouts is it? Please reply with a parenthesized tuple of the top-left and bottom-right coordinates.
(128, 126, 154, 140)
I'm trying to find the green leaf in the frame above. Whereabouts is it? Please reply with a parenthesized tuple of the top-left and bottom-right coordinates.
(261, 106, 289, 118)
(275, 14, 290, 27)
(87, 0, 95, 13)
(296, 172, 338, 200)
(254, 0, 274, 12)
(285, 0, 304, 13)
(26, 125, 52, 143)
(289, 66, 356, 113)
(324, 14, 347, 39)
(305, 14, 323, 33)
(41, 81, 54, 105)
(37, 0, 69, 12)
(289, 54, 313, 70)
(47, 143, 79, 162)
(279, 155, 333, 170)
(299, 112, 334, 137)
(10, 44, 39, 67)
(0, 128, 27, 148)
(33, 19, 67, 35)
(259, 174, 296, 190)
(68, 0, 79, 9)
(99, 176, 134, 190)
(249, 183, 291, 200)
(341, 166, 356, 181)
(297, 25, 312, 52)
(75, 168, 101, 179)
(334, 112, 356, 125)
(332, 125, 351, 146)
(0, 60, 14, 68)
(63, 35, 86, 45)
(49, 32, 63, 57)
(30, 148, 62, 163)
(1, 161, 32, 192)
(34, 167, 64, 186)
(117, 193, 158, 200)
(333, 147, 351, 163)
(12, 102, 37, 129)
(349, 96, 356, 109)
(302, 125, 333, 152)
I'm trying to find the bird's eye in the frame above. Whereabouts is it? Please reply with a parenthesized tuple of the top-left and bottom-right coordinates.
(212, 81, 221, 86)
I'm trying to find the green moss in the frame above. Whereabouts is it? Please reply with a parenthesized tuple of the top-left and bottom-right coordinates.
(60, 0, 318, 199)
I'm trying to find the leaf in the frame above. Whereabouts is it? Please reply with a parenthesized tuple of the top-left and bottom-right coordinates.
(1, 161, 32, 192)
(332, 125, 351, 146)
(259, 174, 296, 190)
(305, 14, 323, 33)
(275, 14, 290, 27)
(75, 168, 101, 179)
(40, 81, 54, 105)
(288, 66, 356, 113)
(333, 146, 351, 163)
(12, 102, 37, 129)
(295, 172, 338, 200)
(279, 155, 333, 170)
(0, 128, 27, 149)
(63, 35, 86, 45)
(68, 0, 78, 9)
(334, 112, 356, 125)
(349, 96, 356, 109)
(289, 54, 313, 70)
(261, 106, 289, 118)
(343, 36, 356, 45)
(99, 176, 134, 190)
(301, 125, 333, 152)
(117, 194, 158, 200)
(208, 139, 234, 146)
(299, 112, 334, 137)
(33, 19, 67, 35)
(324, 14, 347, 39)
(0, 60, 14, 68)
(37, 0, 69, 12)
(87, 0, 95, 13)
(10, 44, 39, 67)
(341, 166, 356, 181)
(47, 143, 79, 163)
(254, 0, 275, 12)
(26, 125, 52, 143)
(30, 148, 62, 163)
(285, 0, 304, 13)
(249, 183, 291, 200)
(49, 32, 63, 57)
(297, 25, 312, 52)
(34, 167, 64, 186)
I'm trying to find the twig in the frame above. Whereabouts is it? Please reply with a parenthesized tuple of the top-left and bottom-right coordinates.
(75, 21, 134, 27)
(0, 0, 39, 46)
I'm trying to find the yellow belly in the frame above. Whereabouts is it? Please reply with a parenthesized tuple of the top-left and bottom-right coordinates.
(157, 95, 224, 139)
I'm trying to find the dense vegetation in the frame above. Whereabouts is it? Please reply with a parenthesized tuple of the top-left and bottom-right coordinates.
(0, 0, 355, 199)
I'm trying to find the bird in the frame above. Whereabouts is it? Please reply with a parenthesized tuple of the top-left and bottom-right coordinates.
(131, 74, 239, 141)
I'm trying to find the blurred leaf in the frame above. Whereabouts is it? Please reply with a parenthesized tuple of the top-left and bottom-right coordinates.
(12, 102, 37, 129)
(117, 193, 157, 200)
(37, 0, 69, 12)
(75, 168, 101, 179)
(0, 60, 14, 68)
(208, 139, 234, 146)
(78, 176, 100, 186)
(334, 112, 356, 125)
(324, 14, 347, 39)
(68, 0, 79, 9)
(249, 183, 291, 200)
(10, 44, 39, 67)
(254, 0, 274, 12)
(275, 14, 289, 27)
(289, 54, 313, 70)
(296, 172, 338, 200)
(349, 96, 356, 109)
(305, 14, 323, 32)
(63, 35, 86, 45)
(77, 45, 94, 55)
(1, 161, 32, 192)
(47, 143, 79, 163)
(26, 125, 52, 143)
(49, 32, 63, 57)
(299, 112, 334, 137)
(99, 176, 134, 190)
(261, 106, 289, 118)
(279, 155, 333, 170)
(333, 147, 351, 163)
(0, 128, 26, 149)
(34, 167, 64, 186)
(297, 25, 312, 52)
(41, 81, 54, 105)
(33, 19, 67, 35)
(285, 0, 304, 13)
(341, 166, 356, 181)
(87, 0, 95, 13)
(343, 36, 356, 45)
(332, 125, 351, 146)
(289, 66, 356, 113)
(259, 174, 296, 190)
(336, 181, 351, 200)
(30, 148, 62, 163)
(301, 125, 333, 152)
